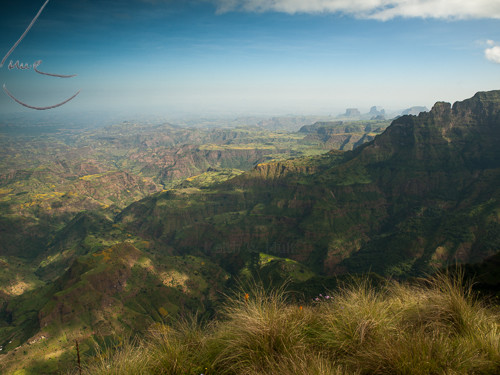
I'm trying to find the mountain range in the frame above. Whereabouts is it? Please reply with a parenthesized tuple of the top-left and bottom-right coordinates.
(1, 91, 500, 374)
(121, 91, 500, 277)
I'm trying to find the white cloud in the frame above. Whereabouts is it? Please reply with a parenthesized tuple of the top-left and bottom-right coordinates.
(212, 0, 500, 20)
(485, 42, 500, 64)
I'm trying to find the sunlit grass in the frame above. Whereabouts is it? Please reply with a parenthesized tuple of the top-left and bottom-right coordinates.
(77, 273, 500, 375)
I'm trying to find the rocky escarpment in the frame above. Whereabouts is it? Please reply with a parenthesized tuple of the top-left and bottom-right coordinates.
(353, 91, 500, 180)
(153, 146, 274, 183)
(249, 160, 318, 180)
(120, 91, 500, 278)
(299, 121, 388, 150)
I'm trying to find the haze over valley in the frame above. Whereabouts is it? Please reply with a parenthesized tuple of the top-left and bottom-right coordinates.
(1, 0, 500, 374)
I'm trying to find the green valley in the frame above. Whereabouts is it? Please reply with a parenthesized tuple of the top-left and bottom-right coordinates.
(1, 92, 500, 374)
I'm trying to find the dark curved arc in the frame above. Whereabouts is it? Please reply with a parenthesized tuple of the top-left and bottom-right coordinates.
(34, 65, 77, 78)
(2, 84, 80, 110)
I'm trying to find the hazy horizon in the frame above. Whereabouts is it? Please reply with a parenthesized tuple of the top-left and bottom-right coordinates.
(1, 0, 500, 118)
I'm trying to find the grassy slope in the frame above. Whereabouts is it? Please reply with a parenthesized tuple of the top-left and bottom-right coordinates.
(0, 242, 229, 374)
(79, 274, 500, 375)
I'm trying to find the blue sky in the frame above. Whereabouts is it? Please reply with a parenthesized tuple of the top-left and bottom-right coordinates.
(1, 0, 500, 118)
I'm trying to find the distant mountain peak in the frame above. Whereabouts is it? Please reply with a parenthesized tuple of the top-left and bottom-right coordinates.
(369, 106, 385, 115)
(401, 106, 428, 116)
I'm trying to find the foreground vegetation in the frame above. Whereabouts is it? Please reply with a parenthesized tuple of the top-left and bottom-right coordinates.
(77, 274, 500, 375)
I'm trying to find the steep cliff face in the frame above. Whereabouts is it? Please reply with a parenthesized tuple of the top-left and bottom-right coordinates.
(324, 91, 500, 273)
(154, 146, 273, 183)
(250, 160, 318, 179)
(357, 91, 500, 167)
(120, 91, 500, 278)
(299, 121, 388, 150)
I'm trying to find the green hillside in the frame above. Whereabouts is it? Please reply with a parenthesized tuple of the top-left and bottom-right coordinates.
(120, 91, 500, 279)
(0, 122, 335, 299)
(1, 91, 500, 373)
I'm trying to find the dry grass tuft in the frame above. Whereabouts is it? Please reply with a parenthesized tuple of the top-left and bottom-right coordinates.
(78, 273, 500, 375)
